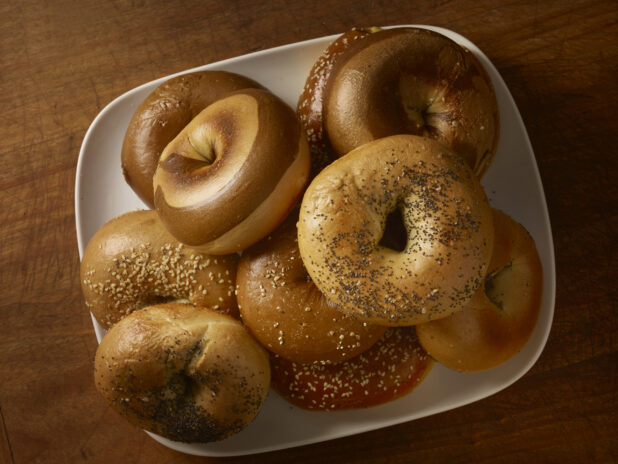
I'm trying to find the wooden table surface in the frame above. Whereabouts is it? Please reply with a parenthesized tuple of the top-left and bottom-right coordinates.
(1, 0, 617, 462)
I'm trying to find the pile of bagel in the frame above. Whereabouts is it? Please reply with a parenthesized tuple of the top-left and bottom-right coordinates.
(80, 26, 543, 444)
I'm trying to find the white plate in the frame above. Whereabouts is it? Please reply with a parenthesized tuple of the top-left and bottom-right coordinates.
(75, 25, 556, 457)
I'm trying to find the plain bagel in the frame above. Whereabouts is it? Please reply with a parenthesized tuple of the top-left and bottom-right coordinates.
(297, 134, 494, 326)
(121, 70, 263, 207)
(323, 27, 500, 177)
(416, 208, 543, 372)
(80, 210, 239, 329)
(94, 303, 270, 443)
(153, 88, 311, 255)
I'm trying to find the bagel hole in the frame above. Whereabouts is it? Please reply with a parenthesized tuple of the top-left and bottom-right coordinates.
(379, 208, 407, 252)
(399, 76, 433, 133)
(403, 104, 429, 132)
(160, 373, 190, 400)
(484, 261, 514, 310)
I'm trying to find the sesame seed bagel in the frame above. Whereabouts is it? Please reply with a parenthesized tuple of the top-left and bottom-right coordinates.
(323, 27, 500, 177)
(416, 208, 543, 372)
(237, 211, 387, 364)
(297, 27, 380, 177)
(270, 327, 432, 410)
(297, 134, 494, 326)
(121, 70, 263, 207)
(80, 210, 238, 329)
(94, 303, 270, 443)
(153, 88, 311, 255)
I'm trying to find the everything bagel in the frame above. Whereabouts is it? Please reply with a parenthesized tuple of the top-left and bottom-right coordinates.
(297, 135, 494, 326)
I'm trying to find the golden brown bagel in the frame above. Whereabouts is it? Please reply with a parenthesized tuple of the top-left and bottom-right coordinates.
(297, 27, 380, 176)
(121, 71, 263, 207)
(94, 303, 270, 443)
(270, 327, 433, 410)
(237, 211, 386, 364)
(416, 208, 543, 372)
(297, 135, 494, 326)
(80, 210, 238, 329)
(153, 88, 311, 255)
(323, 27, 500, 177)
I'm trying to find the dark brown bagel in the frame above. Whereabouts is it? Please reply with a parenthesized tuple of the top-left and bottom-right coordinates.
(297, 27, 380, 176)
(121, 71, 263, 207)
(270, 327, 433, 410)
(323, 27, 500, 177)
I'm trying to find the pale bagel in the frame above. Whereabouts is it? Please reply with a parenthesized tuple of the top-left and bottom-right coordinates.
(298, 135, 494, 326)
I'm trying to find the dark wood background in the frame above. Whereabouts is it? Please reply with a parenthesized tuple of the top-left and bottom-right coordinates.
(1, 0, 616, 462)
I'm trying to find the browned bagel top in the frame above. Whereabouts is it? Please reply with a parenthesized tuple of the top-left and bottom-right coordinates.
(121, 71, 263, 207)
(153, 88, 305, 247)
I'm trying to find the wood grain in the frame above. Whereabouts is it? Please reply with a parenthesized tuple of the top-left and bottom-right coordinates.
(0, 0, 617, 462)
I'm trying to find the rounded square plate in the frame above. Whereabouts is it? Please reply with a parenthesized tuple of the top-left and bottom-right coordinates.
(75, 25, 556, 456)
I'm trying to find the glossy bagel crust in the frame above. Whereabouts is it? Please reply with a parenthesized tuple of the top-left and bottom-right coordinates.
(94, 303, 270, 443)
(237, 211, 387, 364)
(323, 27, 500, 177)
(270, 327, 433, 410)
(153, 88, 310, 255)
(80, 210, 239, 329)
(297, 27, 380, 177)
(297, 135, 494, 326)
(121, 70, 263, 207)
(416, 208, 543, 372)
